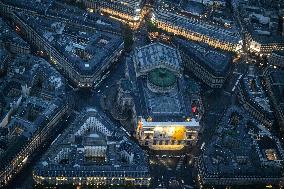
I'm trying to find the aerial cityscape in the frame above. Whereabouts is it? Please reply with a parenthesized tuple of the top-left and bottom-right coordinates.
(0, 0, 284, 188)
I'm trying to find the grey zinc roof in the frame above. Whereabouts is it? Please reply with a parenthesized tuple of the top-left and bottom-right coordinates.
(16, 13, 123, 75)
(134, 42, 182, 74)
(34, 109, 149, 175)
(173, 37, 232, 76)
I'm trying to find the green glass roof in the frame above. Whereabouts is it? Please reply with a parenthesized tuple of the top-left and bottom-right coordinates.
(148, 68, 176, 88)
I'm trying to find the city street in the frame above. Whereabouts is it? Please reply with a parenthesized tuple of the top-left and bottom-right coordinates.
(149, 152, 196, 189)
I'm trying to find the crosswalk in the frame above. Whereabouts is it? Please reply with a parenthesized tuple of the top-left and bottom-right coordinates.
(157, 156, 186, 171)
(176, 156, 185, 171)
(157, 156, 172, 171)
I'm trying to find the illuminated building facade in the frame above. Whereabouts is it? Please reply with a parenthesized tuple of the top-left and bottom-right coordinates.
(263, 68, 284, 130)
(268, 51, 284, 68)
(151, 8, 242, 52)
(0, 55, 69, 187)
(33, 109, 151, 187)
(174, 37, 233, 88)
(237, 66, 274, 128)
(82, 0, 146, 29)
(137, 117, 199, 150)
(246, 33, 284, 56)
(131, 43, 201, 150)
(237, 0, 284, 55)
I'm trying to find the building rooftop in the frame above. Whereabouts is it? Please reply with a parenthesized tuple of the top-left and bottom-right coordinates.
(239, 0, 284, 44)
(198, 106, 284, 181)
(130, 43, 201, 122)
(0, 18, 30, 51)
(0, 48, 8, 68)
(143, 84, 186, 117)
(140, 117, 199, 127)
(47, 1, 122, 32)
(102, 0, 145, 11)
(16, 13, 123, 75)
(266, 68, 284, 116)
(1, 0, 53, 14)
(34, 109, 150, 176)
(240, 66, 272, 114)
(153, 6, 241, 44)
(0, 54, 66, 121)
(180, 0, 206, 16)
(0, 53, 66, 171)
(7, 97, 60, 138)
(148, 68, 177, 88)
(173, 37, 232, 76)
(1, 0, 122, 34)
(134, 42, 183, 76)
